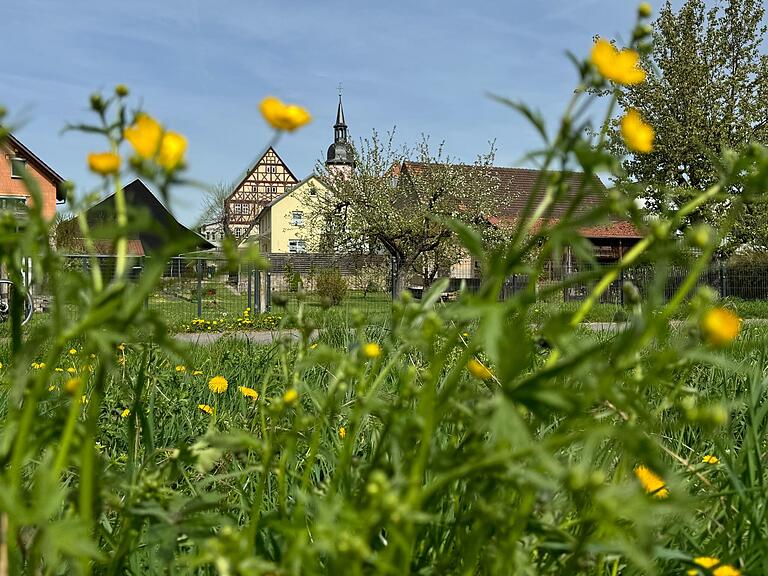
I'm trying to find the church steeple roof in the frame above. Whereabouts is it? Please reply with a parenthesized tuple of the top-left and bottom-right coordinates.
(326, 92, 355, 169)
(335, 95, 346, 127)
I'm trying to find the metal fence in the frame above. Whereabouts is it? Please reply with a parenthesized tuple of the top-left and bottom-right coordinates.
(39, 253, 396, 328)
(33, 254, 768, 329)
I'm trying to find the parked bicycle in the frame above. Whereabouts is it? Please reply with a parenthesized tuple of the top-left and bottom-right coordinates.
(0, 278, 34, 326)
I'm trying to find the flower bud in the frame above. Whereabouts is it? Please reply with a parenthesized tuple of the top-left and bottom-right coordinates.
(688, 224, 712, 250)
(638, 2, 652, 18)
(115, 84, 129, 97)
(89, 93, 105, 112)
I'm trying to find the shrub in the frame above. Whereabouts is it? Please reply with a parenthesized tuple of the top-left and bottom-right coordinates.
(288, 271, 303, 292)
(316, 268, 347, 305)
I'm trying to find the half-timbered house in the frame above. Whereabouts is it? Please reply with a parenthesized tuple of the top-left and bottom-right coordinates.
(225, 147, 299, 242)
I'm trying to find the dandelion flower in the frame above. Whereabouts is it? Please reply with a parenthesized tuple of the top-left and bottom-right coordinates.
(259, 96, 312, 131)
(198, 404, 214, 415)
(54, 367, 63, 373)
(686, 557, 740, 576)
(238, 386, 259, 400)
(467, 358, 493, 381)
(702, 455, 719, 465)
(590, 38, 646, 85)
(88, 152, 121, 175)
(283, 388, 298, 404)
(634, 465, 669, 498)
(620, 109, 655, 153)
(701, 307, 741, 347)
(48, 385, 57, 392)
(69, 348, 78, 356)
(175, 365, 186, 373)
(121, 408, 131, 418)
(67, 367, 77, 374)
(362, 342, 382, 359)
(192, 370, 203, 376)
(338, 426, 347, 439)
(117, 343, 126, 351)
(208, 375, 228, 394)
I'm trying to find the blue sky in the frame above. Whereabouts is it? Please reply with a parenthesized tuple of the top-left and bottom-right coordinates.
(4, 0, 658, 226)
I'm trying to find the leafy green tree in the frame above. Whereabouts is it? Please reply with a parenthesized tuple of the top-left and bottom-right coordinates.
(612, 0, 768, 252)
(306, 131, 503, 293)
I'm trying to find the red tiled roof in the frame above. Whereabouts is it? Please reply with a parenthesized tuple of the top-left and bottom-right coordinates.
(401, 162, 643, 240)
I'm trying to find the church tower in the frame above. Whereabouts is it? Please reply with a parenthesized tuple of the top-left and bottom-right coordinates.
(325, 93, 355, 176)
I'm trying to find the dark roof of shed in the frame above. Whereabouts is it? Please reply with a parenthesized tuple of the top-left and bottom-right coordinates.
(78, 179, 215, 254)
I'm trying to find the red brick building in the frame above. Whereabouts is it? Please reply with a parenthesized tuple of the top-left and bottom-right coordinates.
(1, 134, 66, 221)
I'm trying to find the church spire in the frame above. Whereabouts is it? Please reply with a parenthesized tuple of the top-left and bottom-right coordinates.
(326, 89, 355, 172)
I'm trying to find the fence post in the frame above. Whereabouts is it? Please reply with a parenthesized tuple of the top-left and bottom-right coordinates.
(254, 268, 261, 314)
(719, 260, 727, 297)
(143, 256, 149, 310)
(196, 259, 203, 318)
(619, 267, 625, 306)
(390, 256, 398, 300)
(265, 273, 272, 312)
(247, 264, 252, 310)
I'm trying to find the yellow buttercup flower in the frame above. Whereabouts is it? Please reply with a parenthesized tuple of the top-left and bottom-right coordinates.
(621, 109, 655, 153)
(590, 38, 646, 85)
(121, 408, 131, 418)
(702, 454, 719, 465)
(64, 377, 81, 395)
(87, 152, 121, 175)
(208, 375, 228, 394)
(467, 358, 493, 381)
(239, 386, 259, 400)
(124, 114, 163, 159)
(338, 426, 346, 439)
(283, 388, 299, 404)
(701, 307, 741, 347)
(175, 365, 186, 373)
(158, 131, 187, 170)
(686, 557, 740, 576)
(259, 97, 312, 132)
(634, 465, 669, 498)
(362, 342, 382, 359)
(198, 404, 214, 415)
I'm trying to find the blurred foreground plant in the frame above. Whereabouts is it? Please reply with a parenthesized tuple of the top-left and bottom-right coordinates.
(1, 4, 767, 575)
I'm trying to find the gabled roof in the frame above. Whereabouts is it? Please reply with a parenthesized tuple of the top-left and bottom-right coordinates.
(228, 146, 299, 201)
(73, 179, 214, 254)
(400, 162, 643, 240)
(5, 133, 67, 202)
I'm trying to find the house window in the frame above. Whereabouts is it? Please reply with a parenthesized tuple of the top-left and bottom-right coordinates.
(233, 203, 242, 214)
(10, 157, 26, 178)
(0, 196, 27, 211)
(288, 239, 306, 253)
(291, 211, 304, 226)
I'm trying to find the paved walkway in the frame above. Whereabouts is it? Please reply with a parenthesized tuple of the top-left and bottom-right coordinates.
(174, 329, 310, 346)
